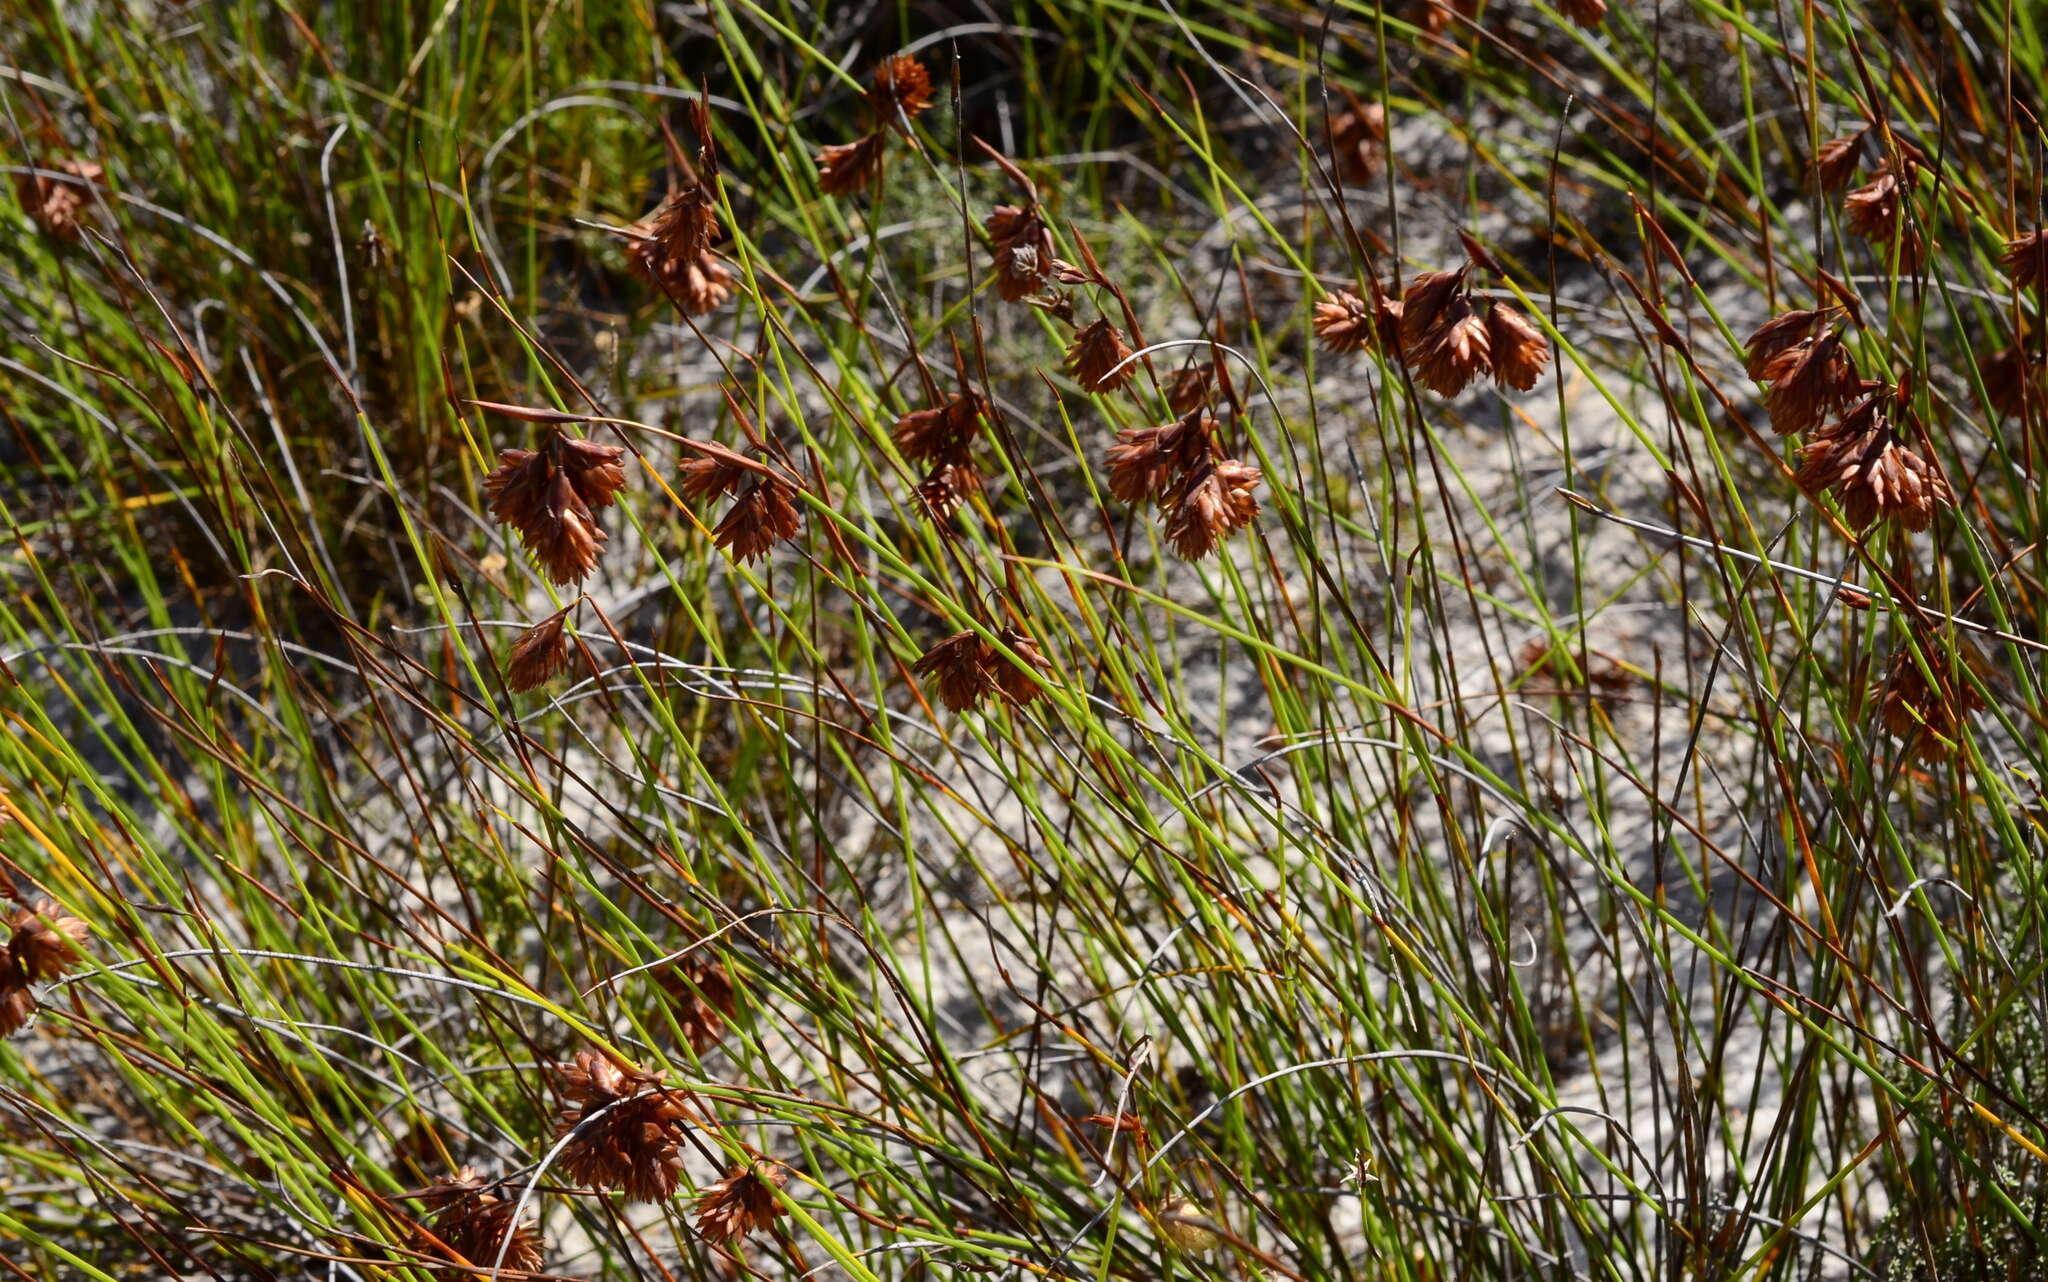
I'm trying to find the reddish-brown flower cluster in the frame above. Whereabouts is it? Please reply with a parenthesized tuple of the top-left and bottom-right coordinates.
(505, 607, 574, 693)
(1813, 130, 1866, 192)
(1390, 267, 1551, 396)
(1744, 309, 1857, 437)
(985, 203, 1057, 301)
(1745, 311, 1952, 533)
(1105, 409, 1262, 560)
(16, 158, 101, 240)
(553, 1050, 692, 1203)
(0, 899, 91, 1037)
(1791, 381, 1951, 532)
(485, 432, 629, 585)
(655, 950, 738, 1054)
(2002, 229, 2048, 294)
(893, 389, 988, 518)
(1878, 643, 1987, 762)
(628, 120, 732, 316)
(679, 445, 803, 564)
(1328, 95, 1387, 185)
(693, 1159, 790, 1243)
(1983, 342, 2046, 419)
(817, 54, 933, 195)
(409, 1169, 544, 1280)
(1165, 363, 1215, 415)
(1065, 317, 1137, 393)
(1312, 289, 1401, 356)
(1818, 129, 1924, 266)
(912, 626, 1053, 713)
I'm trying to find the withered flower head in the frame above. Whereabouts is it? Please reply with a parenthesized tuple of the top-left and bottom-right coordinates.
(2002, 229, 2048, 293)
(713, 478, 802, 564)
(626, 173, 734, 315)
(1743, 309, 1826, 380)
(1329, 98, 1387, 184)
(1757, 329, 1856, 437)
(1163, 459, 1261, 560)
(1879, 643, 1987, 763)
(655, 951, 738, 1054)
(817, 133, 888, 195)
(693, 1160, 790, 1244)
(916, 451, 983, 520)
(560, 437, 628, 508)
(1398, 269, 1468, 357)
(671, 252, 735, 315)
(553, 1050, 690, 1203)
(1065, 318, 1137, 393)
(1485, 302, 1549, 391)
(1313, 291, 1385, 354)
(867, 54, 934, 122)
(1842, 169, 1909, 252)
(992, 626, 1054, 706)
(679, 452, 751, 503)
(1814, 131, 1866, 192)
(506, 609, 573, 693)
(985, 204, 1055, 301)
(5, 900, 90, 983)
(16, 158, 101, 240)
(630, 185, 719, 279)
(1982, 343, 2045, 419)
(891, 391, 985, 464)
(913, 630, 997, 712)
(485, 435, 629, 586)
(1105, 410, 1214, 506)
(411, 1168, 545, 1281)
(1407, 301, 1493, 397)
(1793, 392, 1950, 532)
(1165, 364, 1214, 415)
(0, 965, 33, 1037)
(1557, 0, 1607, 27)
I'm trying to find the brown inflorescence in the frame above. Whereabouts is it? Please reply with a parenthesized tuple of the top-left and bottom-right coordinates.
(912, 626, 1053, 713)
(985, 204, 1056, 301)
(816, 133, 888, 195)
(1814, 130, 1866, 192)
(694, 1160, 790, 1244)
(505, 608, 574, 693)
(1752, 327, 1857, 437)
(16, 158, 101, 240)
(655, 951, 738, 1054)
(2002, 229, 2048, 293)
(1878, 644, 1987, 763)
(552, 1050, 692, 1203)
(1485, 301, 1550, 391)
(484, 434, 629, 586)
(410, 1168, 545, 1281)
(1065, 318, 1137, 393)
(867, 54, 934, 122)
(1791, 384, 1950, 533)
(1313, 290, 1395, 355)
(1393, 267, 1548, 396)
(1983, 343, 2046, 419)
(712, 477, 802, 564)
(1328, 96, 1387, 184)
(0, 900, 92, 1037)
(1163, 458, 1262, 560)
(629, 187, 731, 315)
